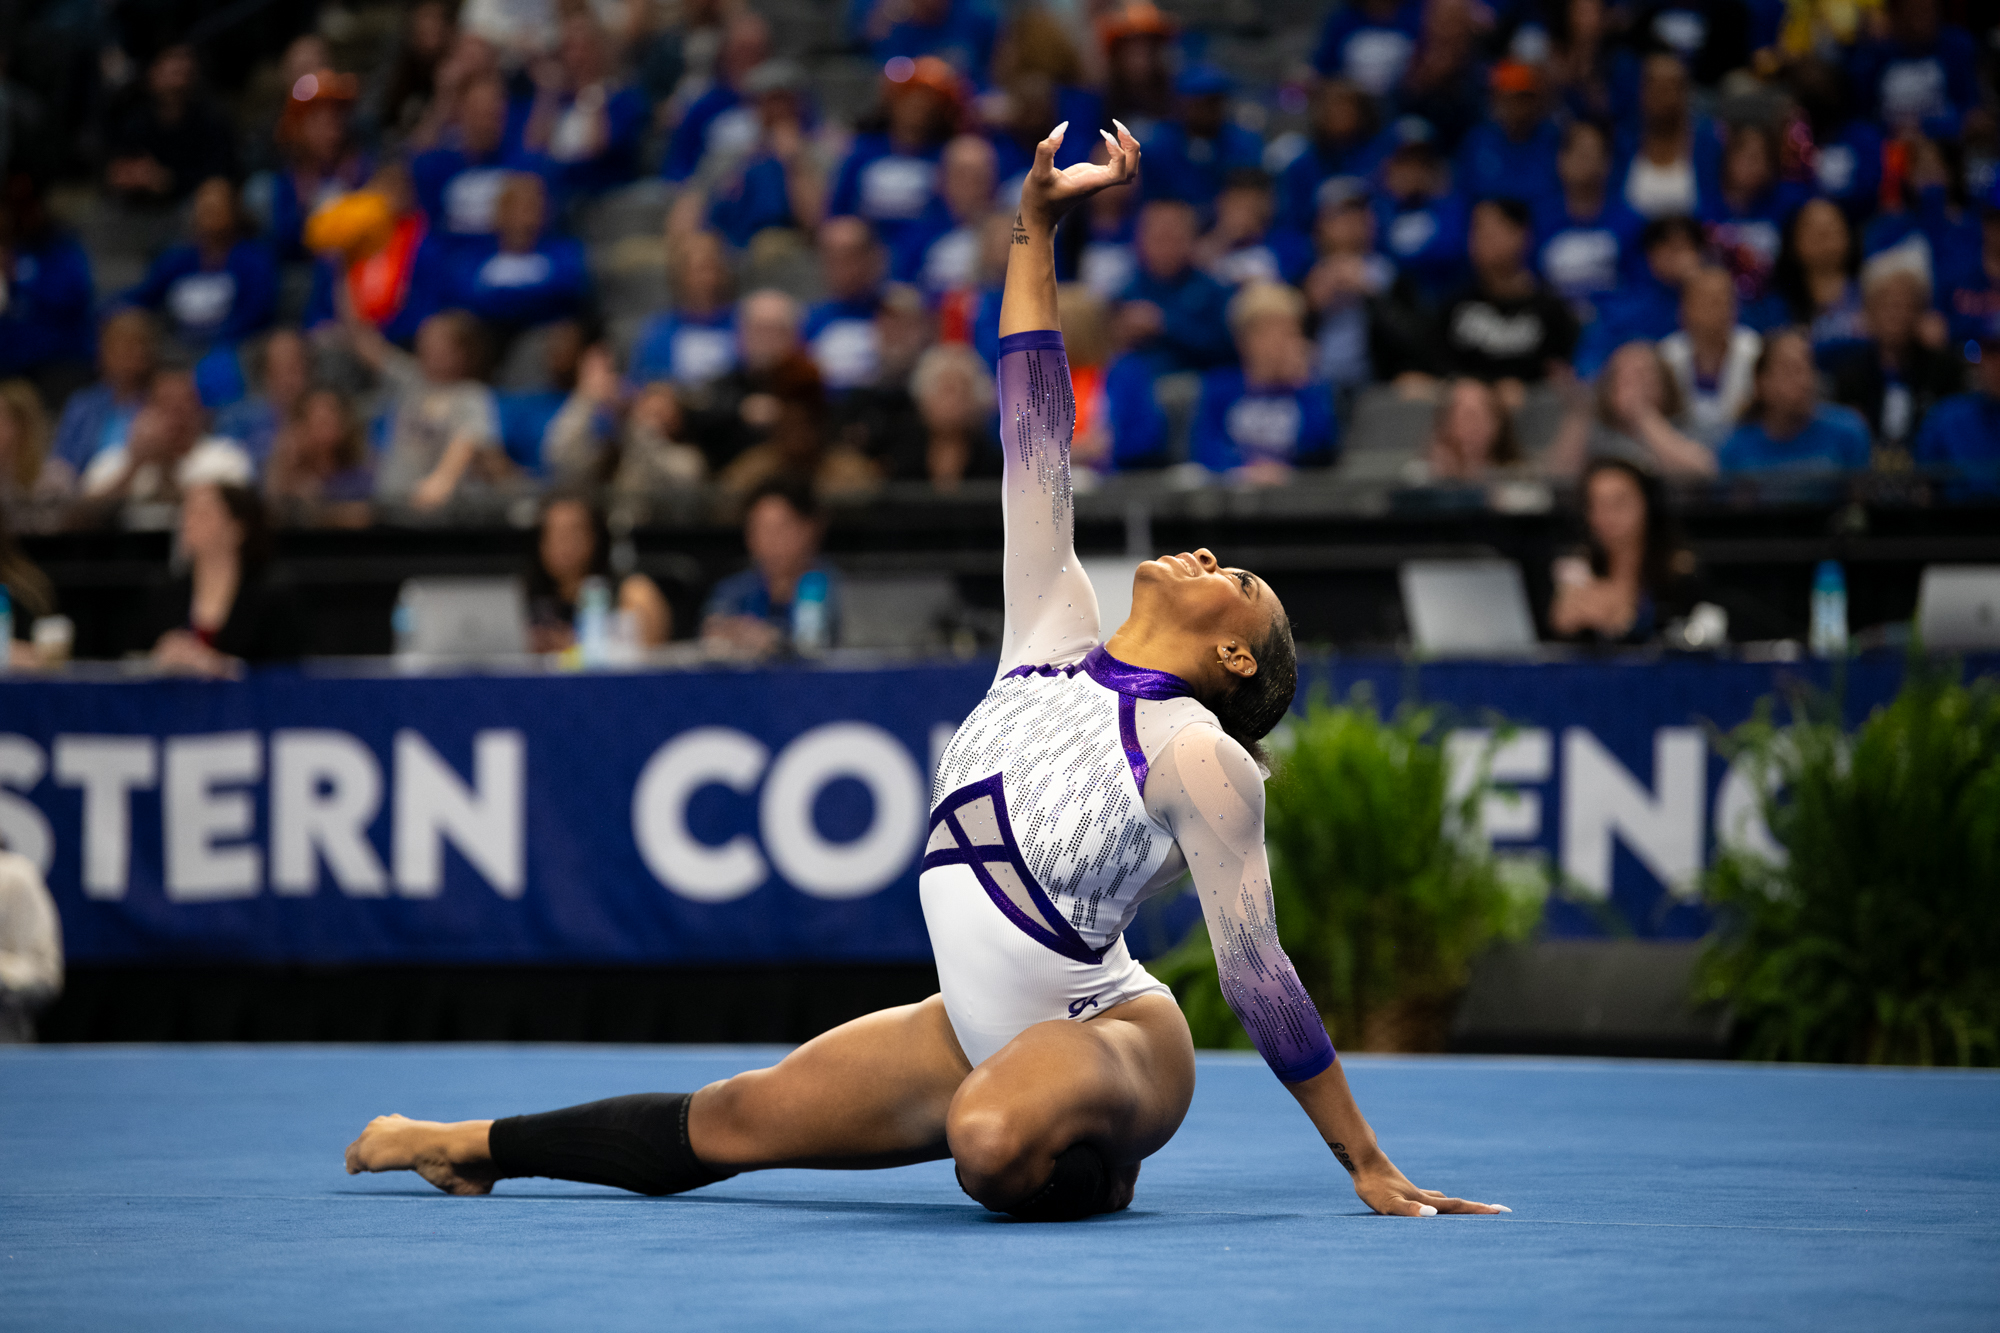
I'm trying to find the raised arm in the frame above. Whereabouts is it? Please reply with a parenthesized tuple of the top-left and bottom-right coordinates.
(1148, 722, 1507, 1217)
(993, 121, 1141, 678)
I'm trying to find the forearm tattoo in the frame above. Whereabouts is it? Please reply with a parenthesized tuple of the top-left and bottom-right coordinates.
(1329, 1142, 1359, 1175)
(1011, 211, 1029, 245)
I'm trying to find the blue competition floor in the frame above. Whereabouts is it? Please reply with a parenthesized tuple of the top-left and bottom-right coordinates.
(3, 1047, 1997, 1331)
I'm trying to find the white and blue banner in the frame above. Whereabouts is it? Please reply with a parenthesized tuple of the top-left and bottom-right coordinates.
(0, 656, 1951, 963)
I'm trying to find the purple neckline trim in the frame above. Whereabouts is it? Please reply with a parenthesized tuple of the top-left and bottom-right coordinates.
(996, 329, 1066, 355)
(1081, 645, 1195, 701)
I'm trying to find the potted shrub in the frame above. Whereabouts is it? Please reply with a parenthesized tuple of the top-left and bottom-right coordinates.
(1700, 665, 2000, 1066)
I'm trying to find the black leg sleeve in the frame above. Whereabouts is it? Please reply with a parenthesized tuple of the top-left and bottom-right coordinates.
(1003, 1143, 1118, 1222)
(486, 1093, 737, 1196)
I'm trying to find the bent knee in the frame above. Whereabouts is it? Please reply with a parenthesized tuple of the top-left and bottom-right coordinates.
(946, 1102, 1048, 1208)
(688, 1070, 774, 1163)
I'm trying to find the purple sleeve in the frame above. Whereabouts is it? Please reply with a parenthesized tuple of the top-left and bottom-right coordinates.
(994, 330, 1100, 677)
(1149, 719, 1336, 1084)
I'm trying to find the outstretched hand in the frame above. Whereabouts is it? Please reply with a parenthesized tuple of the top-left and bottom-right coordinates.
(1017, 120, 1140, 235)
(1348, 1151, 1510, 1217)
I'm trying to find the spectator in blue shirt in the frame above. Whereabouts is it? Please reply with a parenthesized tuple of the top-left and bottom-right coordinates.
(1140, 64, 1265, 207)
(1937, 204, 2000, 349)
(497, 321, 588, 474)
(1844, 0, 1982, 139)
(1536, 119, 1644, 321)
(0, 176, 96, 386)
(1278, 79, 1394, 236)
(1197, 170, 1316, 288)
(117, 178, 279, 354)
(444, 174, 590, 341)
(631, 230, 740, 389)
(1192, 282, 1340, 481)
(1394, 0, 1490, 153)
(854, 0, 997, 88)
(1578, 214, 1707, 375)
(520, 15, 650, 200)
(660, 12, 770, 185)
(1615, 54, 1723, 220)
(1456, 61, 1564, 208)
(803, 217, 889, 391)
(1374, 139, 1471, 303)
(1313, 0, 1424, 99)
(1912, 335, 2000, 492)
(1788, 58, 1883, 221)
(212, 329, 313, 471)
(828, 57, 961, 263)
(1625, 0, 1751, 88)
(1702, 122, 1809, 329)
(410, 73, 551, 245)
(1100, 2, 1178, 126)
(1114, 200, 1235, 375)
(1717, 328, 1874, 474)
(899, 134, 1000, 291)
(701, 477, 844, 656)
(1544, 0, 1640, 126)
(51, 310, 159, 474)
(704, 60, 822, 250)
(1303, 185, 1425, 392)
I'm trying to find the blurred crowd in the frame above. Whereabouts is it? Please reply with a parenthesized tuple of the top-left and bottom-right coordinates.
(0, 0, 1995, 661)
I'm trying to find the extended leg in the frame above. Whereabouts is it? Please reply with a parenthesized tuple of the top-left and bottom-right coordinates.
(946, 992, 1197, 1220)
(345, 995, 971, 1195)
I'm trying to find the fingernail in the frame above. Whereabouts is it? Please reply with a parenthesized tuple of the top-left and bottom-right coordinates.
(1101, 128, 1118, 148)
(1494, 1205, 1512, 1213)
(1051, 120, 1069, 139)
(1113, 118, 1132, 140)
(1419, 1205, 1438, 1216)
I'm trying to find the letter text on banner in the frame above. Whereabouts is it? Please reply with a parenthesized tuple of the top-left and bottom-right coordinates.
(761, 723, 925, 900)
(1561, 727, 1706, 900)
(272, 730, 389, 896)
(632, 727, 769, 902)
(0, 736, 52, 874)
(393, 730, 525, 899)
(164, 733, 263, 902)
(52, 736, 158, 899)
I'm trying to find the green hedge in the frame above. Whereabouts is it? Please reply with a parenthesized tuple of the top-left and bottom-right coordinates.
(1699, 665, 2000, 1066)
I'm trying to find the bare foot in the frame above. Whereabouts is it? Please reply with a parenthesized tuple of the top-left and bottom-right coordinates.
(345, 1114, 501, 1196)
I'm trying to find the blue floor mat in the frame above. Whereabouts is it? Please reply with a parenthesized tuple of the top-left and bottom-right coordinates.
(3, 1046, 1996, 1331)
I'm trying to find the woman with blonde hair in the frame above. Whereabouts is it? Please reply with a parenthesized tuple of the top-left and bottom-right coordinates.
(896, 343, 1001, 489)
(0, 380, 73, 523)
(1191, 281, 1337, 483)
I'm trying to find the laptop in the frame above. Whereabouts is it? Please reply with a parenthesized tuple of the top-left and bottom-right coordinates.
(1916, 566, 2000, 651)
(399, 577, 530, 658)
(1400, 559, 1538, 657)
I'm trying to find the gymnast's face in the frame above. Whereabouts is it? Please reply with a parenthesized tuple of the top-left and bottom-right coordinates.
(1132, 549, 1283, 676)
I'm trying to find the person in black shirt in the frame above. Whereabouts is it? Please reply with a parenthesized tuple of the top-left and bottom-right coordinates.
(146, 483, 302, 674)
(1822, 252, 1966, 466)
(1438, 197, 1580, 392)
(103, 45, 239, 210)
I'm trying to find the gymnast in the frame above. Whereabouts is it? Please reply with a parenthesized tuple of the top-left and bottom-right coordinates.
(347, 122, 1507, 1222)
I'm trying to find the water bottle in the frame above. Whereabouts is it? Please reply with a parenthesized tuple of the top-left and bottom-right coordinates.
(577, 576, 612, 668)
(0, 585, 11, 673)
(792, 570, 829, 656)
(391, 585, 417, 657)
(1809, 560, 1848, 658)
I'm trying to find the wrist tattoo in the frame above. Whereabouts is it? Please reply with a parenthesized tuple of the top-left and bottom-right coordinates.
(1329, 1141, 1359, 1175)
(1011, 211, 1030, 245)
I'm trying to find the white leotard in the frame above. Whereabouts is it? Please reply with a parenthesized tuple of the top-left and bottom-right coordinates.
(919, 329, 1336, 1081)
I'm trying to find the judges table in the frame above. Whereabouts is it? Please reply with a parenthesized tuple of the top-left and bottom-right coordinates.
(0, 651, 1958, 968)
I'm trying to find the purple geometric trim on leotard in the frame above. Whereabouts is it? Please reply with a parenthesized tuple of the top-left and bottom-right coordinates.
(996, 329, 1066, 356)
(1081, 644, 1196, 701)
(920, 772, 1105, 966)
(1002, 660, 1085, 682)
(1117, 694, 1149, 796)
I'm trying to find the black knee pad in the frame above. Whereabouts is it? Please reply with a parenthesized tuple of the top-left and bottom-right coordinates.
(487, 1092, 736, 1196)
(1004, 1143, 1118, 1222)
